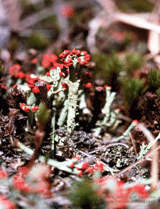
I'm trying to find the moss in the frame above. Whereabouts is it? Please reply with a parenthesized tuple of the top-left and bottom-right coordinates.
(70, 178, 105, 209)
(125, 52, 144, 74)
(27, 32, 50, 50)
(93, 52, 123, 90)
(0, 63, 4, 79)
(121, 77, 147, 111)
(156, 87, 160, 99)
(148, 69, 160, 91)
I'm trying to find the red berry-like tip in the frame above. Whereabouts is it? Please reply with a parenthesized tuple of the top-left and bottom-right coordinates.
(59, 72, 64, 77)
(73, 156, 81, 161)
(133, 120, 138, 124)
(85, 166, 95, 174)
(32, 86, 40, 94)
(77, 170, 83, 177)
(17, 166, 29, 176)
(81, 162, 89, 170)
(117, 108, 121, 112)
(69, 162, 74, 168)
(0, 169, 8, 179)
(85, 83, 92, 88)
(95, 162, 104, 171)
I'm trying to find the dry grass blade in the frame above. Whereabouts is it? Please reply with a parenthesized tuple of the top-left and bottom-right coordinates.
(151, 141, 158, 191)
(147, 1, 160, 55)
(96, 0, 118, 12)
(115, 12, 160, 34)
(96, 0, 160, 34)
(18, 6, 54, 31)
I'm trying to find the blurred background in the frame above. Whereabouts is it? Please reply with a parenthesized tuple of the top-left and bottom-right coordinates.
(0, 0, 160, 77)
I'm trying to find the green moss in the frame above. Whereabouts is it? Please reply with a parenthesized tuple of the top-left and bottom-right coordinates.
(121, 77, 147, 111)
(148, 69, 160, 90)
(93, 52, 123, 88)
(156, 87, 160, 99)
(125, 52, 144, 73)
(0, 63, 4, 79)
(27, 32, 50, 50)
(70, 178, 105, 209)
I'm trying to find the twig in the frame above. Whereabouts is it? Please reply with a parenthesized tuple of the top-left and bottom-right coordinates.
(129, 132, 137, 156)
(136, 124, 159, 191)
(151, 140, 158, 192)
(88, 143, 129, 155)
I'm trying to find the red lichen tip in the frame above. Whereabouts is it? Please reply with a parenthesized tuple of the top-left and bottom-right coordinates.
(81, 162, 89, 170)
(31, 86, 40, 94)
(77, 170, 83, 177)
(85, 166, 95, 174)
(45, 71, 50, 77)
(73, 156, 81, 161)
(85, 83, 92, 88)
(69, 162, 74, 169)
(95, 162, 104, 171)
(107, 86, 112, 90)
(133, 119, 138, 124)
(31, 105, 39, 112)
(60, 5, 75, 18)
(59, 72, 64, 77)
(84, 72, 92, 77)
(0, 169, 8, 179)
(0, 195, 16, 209)
(17, 166, 29, 176)
(1, 85, 7, 90)
(32, 57, 38, 65)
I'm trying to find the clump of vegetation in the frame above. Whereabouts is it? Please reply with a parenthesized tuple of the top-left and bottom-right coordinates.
(121, 77, 147, 117)
(125, 52, 144, 74)
(93, 52, 123, 90)
(148, 69, 160, 91)
(70, 178, 105, 209)
(27, 32, 50, 50)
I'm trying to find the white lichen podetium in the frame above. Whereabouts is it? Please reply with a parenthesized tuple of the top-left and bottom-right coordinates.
(94, 86, 121, 137)
(59, 49, 91, 138)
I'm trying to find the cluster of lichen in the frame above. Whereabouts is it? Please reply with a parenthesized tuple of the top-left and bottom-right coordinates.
(6, 49, 92, 152)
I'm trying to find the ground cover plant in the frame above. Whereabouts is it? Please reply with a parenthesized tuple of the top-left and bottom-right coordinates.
(0, 0, 160, 208)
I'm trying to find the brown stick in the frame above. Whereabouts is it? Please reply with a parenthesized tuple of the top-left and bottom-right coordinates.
(26, 129, 45, 168)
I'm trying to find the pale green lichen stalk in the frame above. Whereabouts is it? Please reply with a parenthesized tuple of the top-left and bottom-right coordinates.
(59, 49, 91, 138)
